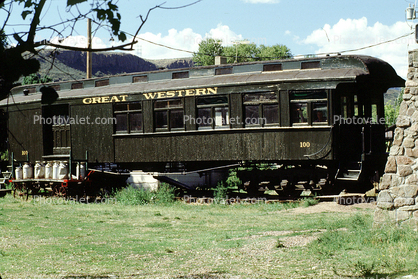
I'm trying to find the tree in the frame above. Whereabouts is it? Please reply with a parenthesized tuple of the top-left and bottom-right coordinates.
(0, 0, 200, 101)
(192, 38, 223, 66)
(193, 39, 293, 66)
(22, 73, 52, 85)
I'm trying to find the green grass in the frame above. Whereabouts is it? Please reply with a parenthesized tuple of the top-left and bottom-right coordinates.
(0, 194, 417, 278)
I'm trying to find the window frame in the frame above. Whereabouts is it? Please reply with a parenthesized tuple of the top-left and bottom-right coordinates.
(242, 92, 280, 127)
(289, 90, 328, 126)
(196, 95, 230, 130)
(114, 102, 143, 134)
(153, 99, 185, 132)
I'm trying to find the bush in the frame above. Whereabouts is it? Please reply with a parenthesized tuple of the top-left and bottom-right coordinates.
(213, 181, 228, 201)
(114, 183, 175, 206)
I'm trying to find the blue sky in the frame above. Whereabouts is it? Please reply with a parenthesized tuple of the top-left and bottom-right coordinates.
(2, 0, 417, 78)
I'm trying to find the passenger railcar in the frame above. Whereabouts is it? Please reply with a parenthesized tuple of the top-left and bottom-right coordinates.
(0, 55, 404, 195)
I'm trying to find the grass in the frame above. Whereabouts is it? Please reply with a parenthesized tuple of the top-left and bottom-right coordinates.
(0, 193, 417, 278)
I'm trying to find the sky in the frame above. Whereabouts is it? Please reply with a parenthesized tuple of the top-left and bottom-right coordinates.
(2, 0, 418, 79)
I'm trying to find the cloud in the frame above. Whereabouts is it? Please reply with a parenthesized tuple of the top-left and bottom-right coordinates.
(50, 35, 108, 49)
(133, 24, 244, 59)
(47, 24, 245, 60)
(241, 0, 279, 3)
(302, 17, 413, 78)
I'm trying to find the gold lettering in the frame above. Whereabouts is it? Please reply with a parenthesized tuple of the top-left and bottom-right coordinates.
(195, 88, 206, 95)
(157, 92, 167, 99)
(166, 91, 176, 98)
(92, 97, 101, 104)
(110, 96, 120, 102)
(176, 90, 185, 97)
(185, 89, 195, 96)
(143, 93, 158, 99)
(101, 96, 110, 103)
(83, 98, 92, 104)
(207, 87, 218, 95)
(119, 95, 128, 102)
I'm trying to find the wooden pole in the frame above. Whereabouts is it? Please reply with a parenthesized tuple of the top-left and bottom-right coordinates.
(86, 18, 92, 79)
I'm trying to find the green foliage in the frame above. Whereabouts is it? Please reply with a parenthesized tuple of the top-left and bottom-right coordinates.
(223, 42, 259, 63)
(192, 38, 223, 66)
(301, 198, 319, 208)
(309, 214, 418, 276)
(225, 169, 241, 189)
(1, 150, 8, 161)
(213, 181, 228, 201)
(385, 88, 404, 127)
(22, 73, 52, 85)
(114, 183, 175, 205)
(193, 39, 293, 66)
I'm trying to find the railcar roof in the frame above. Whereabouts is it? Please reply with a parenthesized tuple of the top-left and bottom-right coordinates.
(0, 55, 404, 106)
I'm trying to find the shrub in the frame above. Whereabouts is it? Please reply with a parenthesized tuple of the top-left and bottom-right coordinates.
(114, 183, 175, 206)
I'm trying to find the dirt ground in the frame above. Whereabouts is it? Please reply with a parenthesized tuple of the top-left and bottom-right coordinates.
(286, 201, 376, 214)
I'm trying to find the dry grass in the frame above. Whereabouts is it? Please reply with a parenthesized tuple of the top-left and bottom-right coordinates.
(0, 195, 417, 278)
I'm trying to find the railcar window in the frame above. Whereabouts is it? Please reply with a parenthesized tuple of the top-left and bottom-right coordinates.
(114, 102, 142, 133)
(290, 90, 328, 126)
(243, 92, 279, 127)
(196, 96, 229, 130)
(154, 99, 184, 131)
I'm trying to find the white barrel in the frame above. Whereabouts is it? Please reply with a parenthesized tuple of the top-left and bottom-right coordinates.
(77, 162, 86, 180)
(34, 161, 45, 179)
(52, 161, 59, 179)
(23, 162, 33, 179)
(45, 162, 53, 179)
(58, 161, 68, 179)
(15, 166, 23, 180)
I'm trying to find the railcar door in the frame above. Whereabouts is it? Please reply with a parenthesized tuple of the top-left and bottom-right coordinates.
(42, 105, 71, 156)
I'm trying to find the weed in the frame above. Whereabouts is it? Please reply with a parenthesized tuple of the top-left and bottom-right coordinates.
(213, 181, 228, 201)
(301, 198, 319, 208)
(113, 183, 175, 205)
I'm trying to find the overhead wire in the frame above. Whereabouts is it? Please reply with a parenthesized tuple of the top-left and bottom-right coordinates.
(135, 31, 415, 60)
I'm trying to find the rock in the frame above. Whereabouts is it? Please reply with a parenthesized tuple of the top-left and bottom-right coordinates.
(397, 156, 414, 165)
(403, 137, 415, 148)
(398, 165, 413, 177)
(377, 190, 394, 209)
(397, 115, 411, 128)
(385, 156, 397, 173)
(380, 174, 392, 190)
(389, 209, 411, 222)
(391, 185, 418, 198)
(394, 197, 415, 207)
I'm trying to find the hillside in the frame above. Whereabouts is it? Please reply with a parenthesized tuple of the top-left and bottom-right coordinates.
(35, 50, 193, 82)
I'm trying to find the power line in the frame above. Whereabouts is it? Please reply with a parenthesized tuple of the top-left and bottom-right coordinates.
(136, 31, 415, 60)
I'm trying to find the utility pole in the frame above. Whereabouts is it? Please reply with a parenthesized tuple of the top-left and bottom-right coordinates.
(86, 18, 92, 79)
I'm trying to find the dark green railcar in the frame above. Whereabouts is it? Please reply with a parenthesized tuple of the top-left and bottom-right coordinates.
(0, 55, 404, 194)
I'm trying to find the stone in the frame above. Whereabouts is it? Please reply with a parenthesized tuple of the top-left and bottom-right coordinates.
(406, 80, 418, 87)
(398, 165, 413, 177)
(391, 185, 418, 198)
(403, 137, 415, 148)
(397, 156, 414, 165)
(389, 210, 411, 222)
(384, 156, 397, 173)
(393, 128, 404, 146)
(397, 115, 411, 128)
(412, 111, 418, 122)
(404, 94, 413, 101)
(398, 204, 418, 211)
(389, 145, 402, 156)
(394, 197, 415, 207)
(411, 87, 418, 95)
(377, 190, 394, 209)
(380, 174, 392, 190)
(406, 174, 418, 184)
(391, 174, 404, 188)
(408, 107, 416, 116)
(399, 102, 408, 115)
